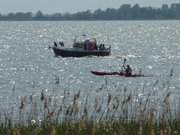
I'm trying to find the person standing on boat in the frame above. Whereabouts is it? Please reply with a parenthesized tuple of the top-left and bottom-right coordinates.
(59, 41, 64, 47)
(54, 41, 57, 47)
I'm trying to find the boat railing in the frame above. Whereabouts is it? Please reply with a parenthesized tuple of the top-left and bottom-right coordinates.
(98, 44, 111, 51)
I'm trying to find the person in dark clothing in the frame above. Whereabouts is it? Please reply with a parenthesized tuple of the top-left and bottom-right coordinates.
(54, 41, 57, 47)
(59, 41, 64, 47)
(125, 65, 132, 76)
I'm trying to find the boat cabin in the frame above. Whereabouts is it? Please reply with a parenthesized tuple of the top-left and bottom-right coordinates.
(73, 38, 98, 51)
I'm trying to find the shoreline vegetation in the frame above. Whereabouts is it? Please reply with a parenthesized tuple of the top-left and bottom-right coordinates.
(0, 3, 180, 21)
(0, 77, 180, 135)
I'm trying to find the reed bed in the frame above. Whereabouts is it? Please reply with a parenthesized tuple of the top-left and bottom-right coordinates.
(0, 77, 179, 135)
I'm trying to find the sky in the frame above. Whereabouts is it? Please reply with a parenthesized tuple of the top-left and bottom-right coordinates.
(0, 0, 180, 14)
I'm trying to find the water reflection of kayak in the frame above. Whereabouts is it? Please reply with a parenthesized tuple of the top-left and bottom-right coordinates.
(90, 71, 147, 77)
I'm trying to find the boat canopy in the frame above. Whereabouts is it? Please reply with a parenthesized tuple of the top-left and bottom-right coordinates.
(73, 38, 97, 50)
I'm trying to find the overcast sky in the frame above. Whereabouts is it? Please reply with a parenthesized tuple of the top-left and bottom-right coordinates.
(0, 0, 180, 14)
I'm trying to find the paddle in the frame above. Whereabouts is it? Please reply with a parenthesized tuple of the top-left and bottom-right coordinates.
(121, 58, 126, 72)
(123, 58, 126, 66)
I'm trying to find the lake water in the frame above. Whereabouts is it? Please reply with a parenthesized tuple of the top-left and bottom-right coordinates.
(0, 21, 180, 119)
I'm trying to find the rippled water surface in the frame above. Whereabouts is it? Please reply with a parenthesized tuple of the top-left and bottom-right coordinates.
(0, 21, 180, 106)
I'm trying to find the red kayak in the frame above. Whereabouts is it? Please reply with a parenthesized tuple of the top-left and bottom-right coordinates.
(91, 71, 145, 77)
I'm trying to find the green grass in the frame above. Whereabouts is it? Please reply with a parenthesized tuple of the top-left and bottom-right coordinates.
(0, 120, 179, 135)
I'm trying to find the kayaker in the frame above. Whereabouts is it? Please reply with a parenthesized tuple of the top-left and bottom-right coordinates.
(125, 65, 132, 76)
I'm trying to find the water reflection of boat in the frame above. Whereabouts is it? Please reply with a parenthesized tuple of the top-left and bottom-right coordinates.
(50, 37, 111, 57)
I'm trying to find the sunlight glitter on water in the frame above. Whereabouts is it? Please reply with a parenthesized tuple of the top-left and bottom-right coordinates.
(0, 21, 180, 118)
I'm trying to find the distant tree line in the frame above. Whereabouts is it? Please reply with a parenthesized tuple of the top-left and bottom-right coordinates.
(0, 3, 180, 20)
